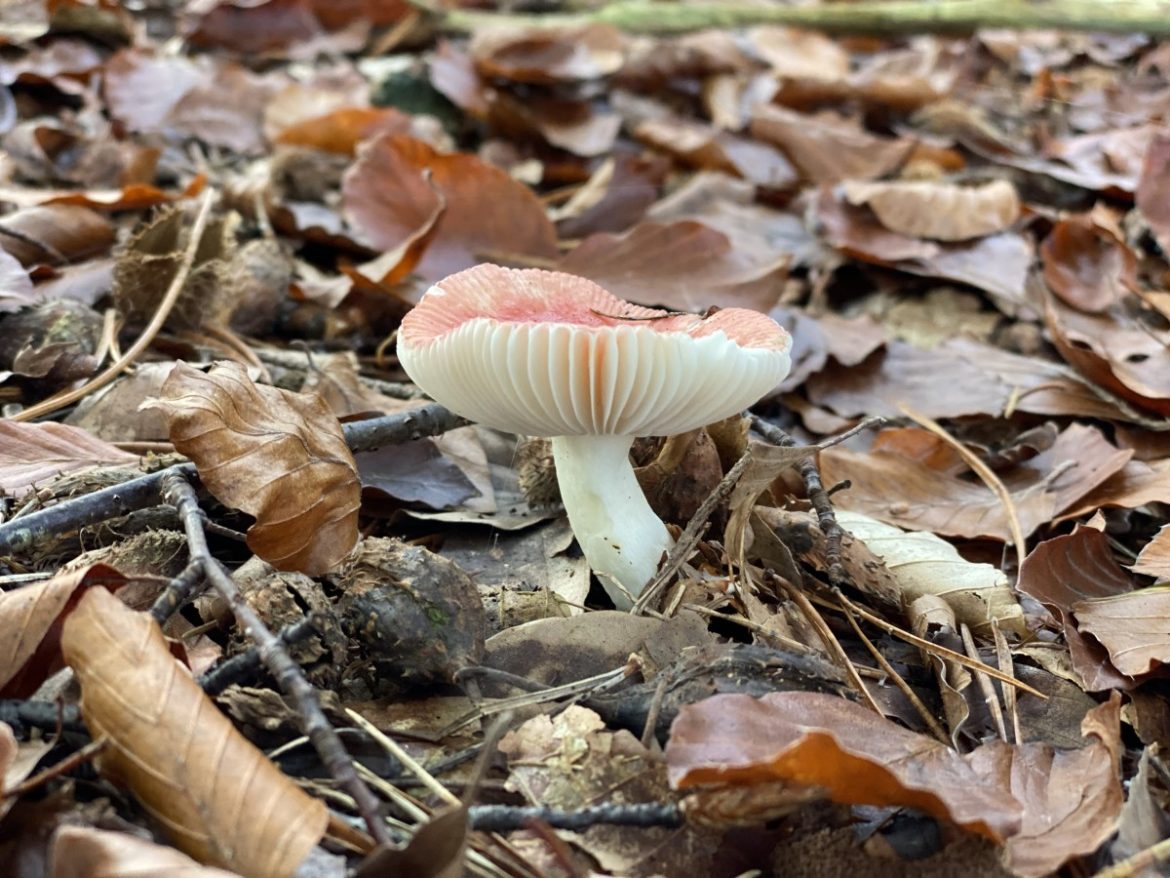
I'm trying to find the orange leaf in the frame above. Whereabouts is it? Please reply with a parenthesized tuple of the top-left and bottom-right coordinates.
(145, 361, 360, 575)
(274, 106, 413, 156)
(61, 588, 327, 877)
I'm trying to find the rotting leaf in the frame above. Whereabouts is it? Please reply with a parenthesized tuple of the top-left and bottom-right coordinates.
(61, 587, 328, 877)
(836, 510, 1025, 636)
(0, 420, 138, 497)
(144, 361, 360, 576)
(0, 564, 124, 698)
(841, 178, 1020, 242)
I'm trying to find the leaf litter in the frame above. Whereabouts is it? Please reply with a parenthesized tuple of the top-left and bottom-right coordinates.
(0, 4, 1167, 878)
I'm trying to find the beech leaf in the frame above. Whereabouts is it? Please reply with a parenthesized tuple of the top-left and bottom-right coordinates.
(144, 361, 360, 575)
(61, 587, 328, 878)
(842, 178, 1021, 242)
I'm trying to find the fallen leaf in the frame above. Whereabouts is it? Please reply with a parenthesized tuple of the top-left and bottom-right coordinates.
(470, 23, 624, 83)
(61, 587, 328, 877)
(0, 421, 139, 496)
(841, 178, 1020, 242)
(144, 361, 360, 575)
(836, 510, 1024, 635)
(50, 825, 243, 878)
(667, 691, 1022, 841)
(1041, 214, 1136, 313)
(1133, 525, 1170, 581)
(357, 440, 479, 510)
(751, 105, 913, 184)
(0, 203, 115, 266)
(559, 219, 787, 312)
(274, 106, 413, 155)
(668, 690, 1123, 875)
(1136, 129, 1170, 255)
(635, 116, 798, 188)
(0, 564, 124, 697)
(0, 248, 34, 310)
(342, 133, 558, 281)
(1017, 527, 1134, 691)
(1062, 457, 1170, 518)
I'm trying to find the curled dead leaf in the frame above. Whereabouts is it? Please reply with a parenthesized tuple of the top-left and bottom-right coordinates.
(841, 178, 1020, 242)
(144, 361, 360, 576)
(836, 510, 1024, 635)
(61, 587, 327, 877)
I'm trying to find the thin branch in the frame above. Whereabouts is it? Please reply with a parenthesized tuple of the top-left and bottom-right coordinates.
(159, 470, 390, 846)
(0, 402, 465, 559)
(418, 0, 1170, 35)
(467, 803, 682, 833)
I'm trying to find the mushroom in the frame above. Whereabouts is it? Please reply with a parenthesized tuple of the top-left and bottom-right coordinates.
(397, 264, 792, 609)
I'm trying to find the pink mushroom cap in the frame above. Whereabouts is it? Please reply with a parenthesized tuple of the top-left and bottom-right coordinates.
(398, 264, 792, 437)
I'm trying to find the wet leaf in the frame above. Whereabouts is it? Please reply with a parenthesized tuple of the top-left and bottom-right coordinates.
(61, 587, 328, 876)
(144, 361, 360, 575)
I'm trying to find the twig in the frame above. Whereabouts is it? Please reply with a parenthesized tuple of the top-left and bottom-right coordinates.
(199, 616, 322, 695)
(0, 701, 84, 734)
(159, 470, 390, 846)
(751, 415, 885, 586)
(11, 189, 216, 423)
(1093, 836, 1170, 878)
(0, 402, 465, 558)
(632, 450, 752, 615)
(2, 737, 108, 800)
(467, 803, 682, 833)
(416, 0, 1170, 35)
(900, 405, 1026, 574)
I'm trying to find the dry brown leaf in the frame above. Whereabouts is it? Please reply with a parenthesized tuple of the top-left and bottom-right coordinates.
(0, 564, 124, 698)
(61, 587, 327, 877)
(470, 23, 624, 83)
(1062, 457, 1170, 518)
(273, 106, 413, 155)
(0, 203, 115, 266)
(835, 510, 1024, 635)
(668, 691, 1123, 875)
(342, 133, 558, 281)
(1045, 292, 1170, 417)
(841, 179, 1020, 242)
(1133, 525, 1170, 581)
(634, 117, 797, 188)
(1041, 214, 1137, 313)
(1017, 527, 1134, 691)
(1073, 585, 1170, 677)
(750, 105, 913, 184)
(0, 421, 139, 497)
(144, 361, 360, 575)
(1137, 130, 1170, 255)
(558, 219, 788, 312)
(50, 826, 243, 878)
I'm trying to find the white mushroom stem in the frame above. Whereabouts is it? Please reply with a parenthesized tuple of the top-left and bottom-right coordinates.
(550, 434, 672, 610)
